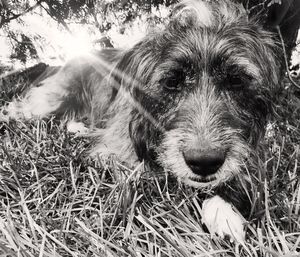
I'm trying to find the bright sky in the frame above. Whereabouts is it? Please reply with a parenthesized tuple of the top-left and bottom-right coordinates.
(0, 13, 134, 68)
(0, 3, 173, 70)
(0, 5, 169, 69)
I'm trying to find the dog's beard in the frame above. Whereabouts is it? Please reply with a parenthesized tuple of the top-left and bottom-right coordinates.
(157, 128, 250, 188)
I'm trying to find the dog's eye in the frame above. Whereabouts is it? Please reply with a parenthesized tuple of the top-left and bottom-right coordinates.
(161, 70, 186, 91)
(227, 75, 243, 90)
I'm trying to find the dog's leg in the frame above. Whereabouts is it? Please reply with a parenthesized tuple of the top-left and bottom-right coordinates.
(1, 73, 69, 121)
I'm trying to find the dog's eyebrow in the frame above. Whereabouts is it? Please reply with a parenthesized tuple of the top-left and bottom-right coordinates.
(228, 57, 261, 78)
(151, 60, 188, 80)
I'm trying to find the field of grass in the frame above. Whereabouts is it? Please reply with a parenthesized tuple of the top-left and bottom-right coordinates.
(0, 72, 299, 256)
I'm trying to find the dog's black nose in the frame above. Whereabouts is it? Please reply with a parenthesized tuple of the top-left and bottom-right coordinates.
(183, 148, 225, 176)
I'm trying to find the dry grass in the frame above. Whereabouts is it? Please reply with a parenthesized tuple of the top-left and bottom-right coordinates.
(0, 74, 299, 257)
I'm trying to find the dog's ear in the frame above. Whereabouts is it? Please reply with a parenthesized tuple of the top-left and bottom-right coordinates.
(108, 48, 137, 101)
(170, 0, 213, 28)
(109, 39, 160, 96)
(129, 109, 160, 164)
(109, 44, 161, 163)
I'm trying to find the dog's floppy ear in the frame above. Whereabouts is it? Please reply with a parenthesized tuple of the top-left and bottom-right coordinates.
(109, 37, 161, 97)
(108, 42, 162, 163)
(108, 48, 137, 101)
(129, 110, 159, 164)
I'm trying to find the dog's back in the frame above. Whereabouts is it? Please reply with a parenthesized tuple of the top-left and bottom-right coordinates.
(1, 48, 123, 124)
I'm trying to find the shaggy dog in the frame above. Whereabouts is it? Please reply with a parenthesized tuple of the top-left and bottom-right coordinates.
(1, 0, 282, 241)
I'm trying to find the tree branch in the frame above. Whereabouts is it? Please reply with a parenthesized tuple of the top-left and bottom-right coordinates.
(0, 0, 44, 27)
(39, 2, 72, 33)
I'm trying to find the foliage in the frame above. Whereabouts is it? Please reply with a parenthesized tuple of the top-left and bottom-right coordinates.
(0, 0, 177, 65)
(0, 0, 297, 66)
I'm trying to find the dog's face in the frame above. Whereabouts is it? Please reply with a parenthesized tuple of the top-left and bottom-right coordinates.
(113, 0, 280, 187)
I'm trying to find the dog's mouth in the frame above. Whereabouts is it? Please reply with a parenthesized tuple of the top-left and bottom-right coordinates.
(189, 175, 217, 183)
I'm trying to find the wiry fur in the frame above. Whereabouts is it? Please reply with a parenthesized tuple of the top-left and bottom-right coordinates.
(1, 0, 282, 239)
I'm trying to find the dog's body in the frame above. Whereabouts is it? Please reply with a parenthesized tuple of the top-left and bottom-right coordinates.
(1, 0, 282, 241)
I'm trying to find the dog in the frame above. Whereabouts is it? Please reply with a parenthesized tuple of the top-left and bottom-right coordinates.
(1, 0, 282, 242)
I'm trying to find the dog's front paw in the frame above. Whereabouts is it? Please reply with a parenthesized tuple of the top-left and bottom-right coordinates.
(202, 195, 245, 242)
